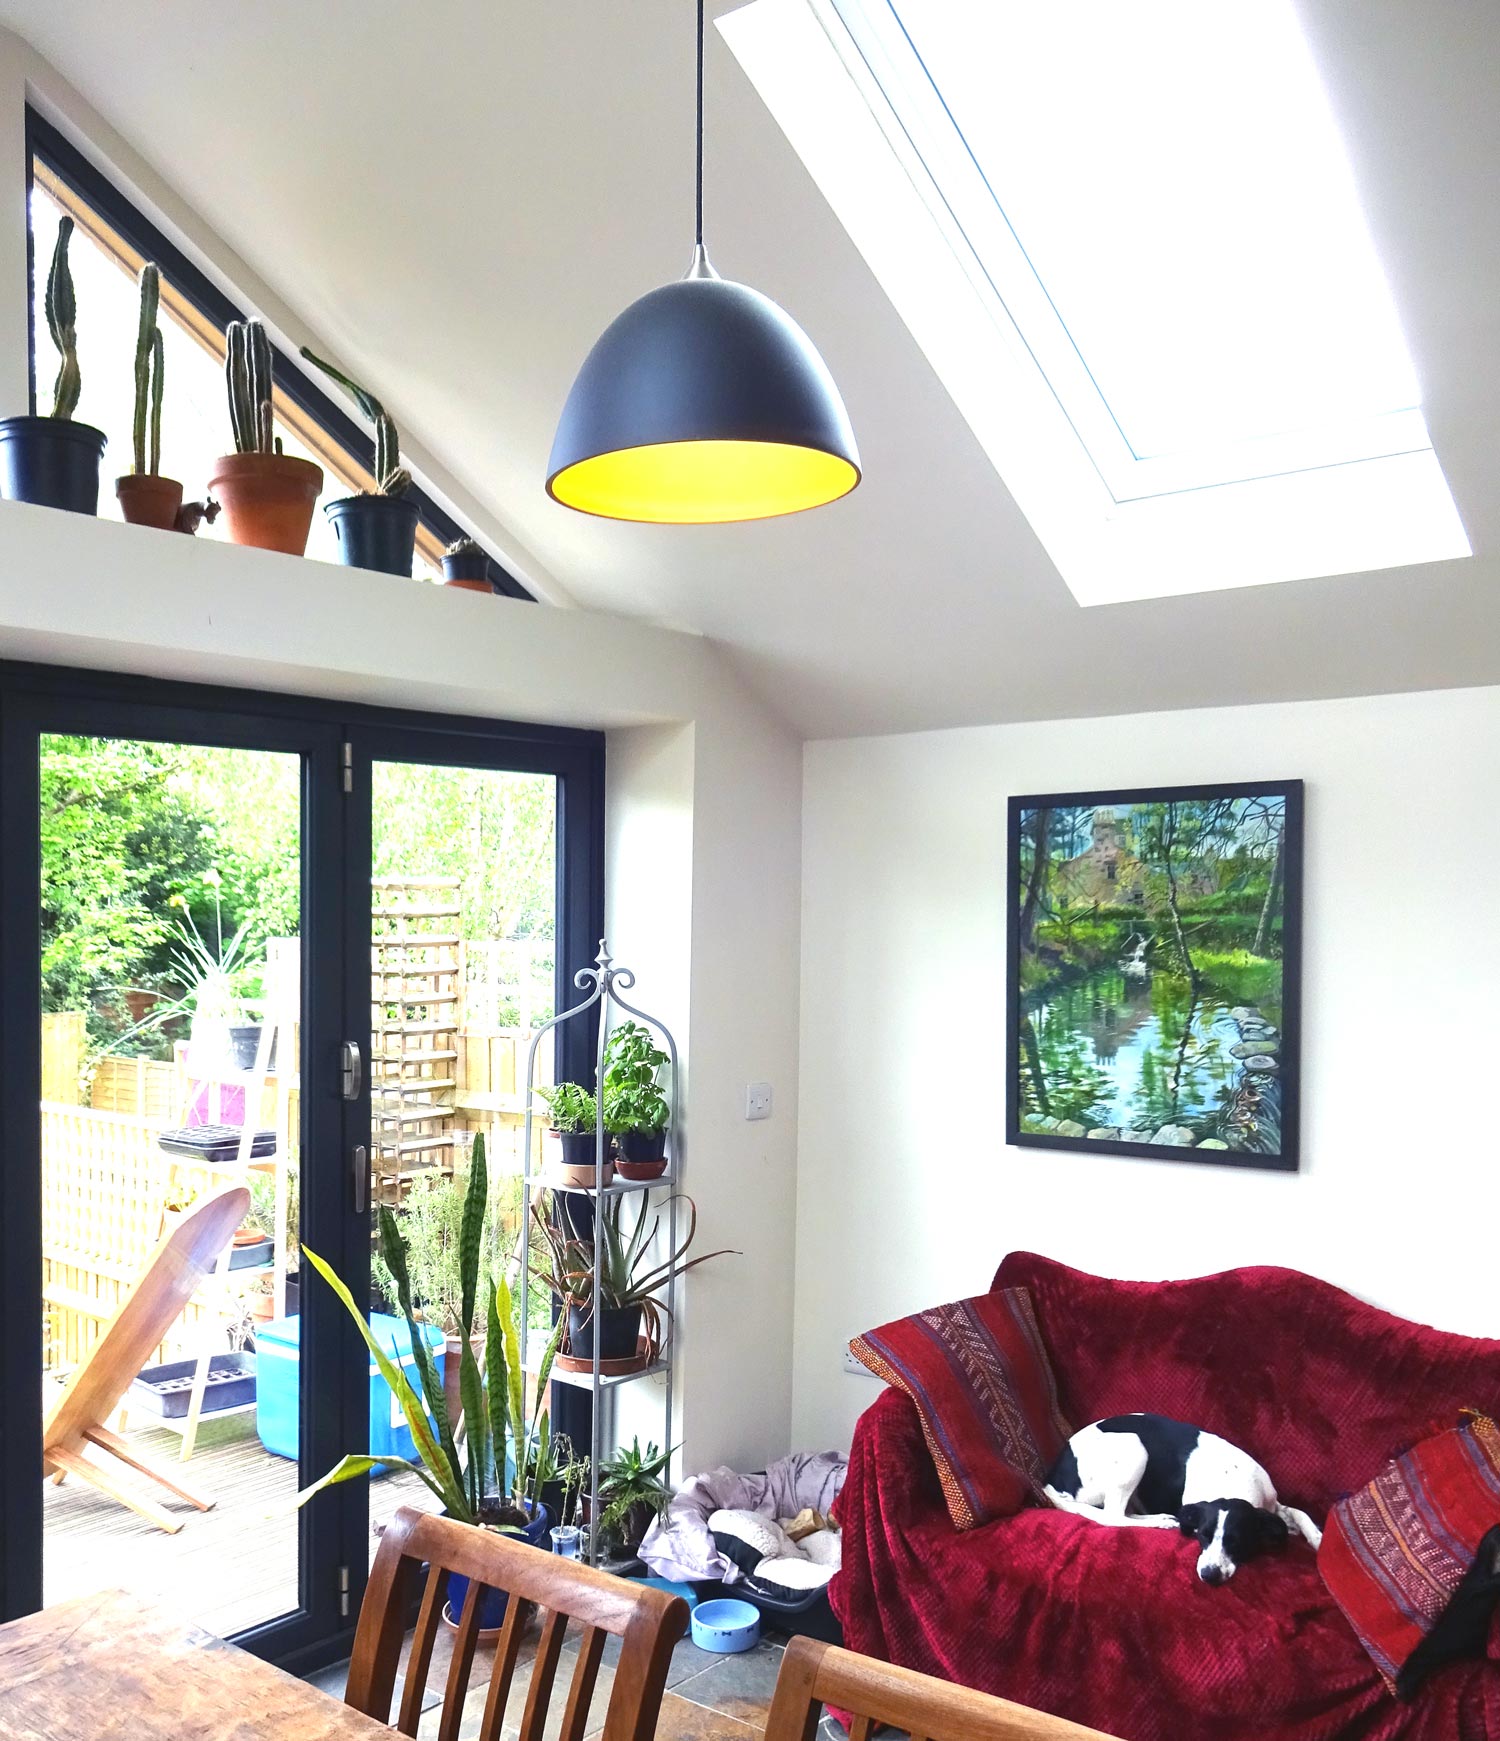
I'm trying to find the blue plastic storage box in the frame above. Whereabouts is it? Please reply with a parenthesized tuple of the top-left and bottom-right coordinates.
(256, 1312, 445, 1464)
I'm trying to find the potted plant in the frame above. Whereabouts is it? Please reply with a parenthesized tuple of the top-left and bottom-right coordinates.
(115, 264, 176, 529)
(164, 877, 255, 1075)
(299, 348, 419, 576)
(534, 1081, 609, 1185)
(532, 1191, 737, 1367)
(440, 536, 494, 593)
(602, 1020, 671, 1178)
(371, 1167, 468, 1423)
(0, 216, 107, 513)
(299, 1132, 565, 1632)
(596, 1437, 674, 1560)
(208, 320, 322, 554)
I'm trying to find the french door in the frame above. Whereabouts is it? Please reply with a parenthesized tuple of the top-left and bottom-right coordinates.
(0, 662, 602, 1671)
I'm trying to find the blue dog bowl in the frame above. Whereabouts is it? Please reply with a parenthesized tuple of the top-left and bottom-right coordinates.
(690, 1598, 760, 1654)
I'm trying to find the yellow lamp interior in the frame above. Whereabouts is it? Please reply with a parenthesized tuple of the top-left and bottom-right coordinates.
(547, 439, 859, 524)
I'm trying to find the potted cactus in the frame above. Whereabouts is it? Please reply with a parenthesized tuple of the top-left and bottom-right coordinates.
(440, 536, 494, 593)
(208, 320, 322, 554)
(0, 216, 107, 513)
(300, 348, 419, 576)
(115, 265, 183, 530)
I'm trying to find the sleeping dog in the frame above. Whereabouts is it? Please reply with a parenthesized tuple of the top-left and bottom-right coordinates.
(1044, 1412, 1322, 1584)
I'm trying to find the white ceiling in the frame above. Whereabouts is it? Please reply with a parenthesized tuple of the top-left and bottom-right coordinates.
(5, 0, 1499, 739)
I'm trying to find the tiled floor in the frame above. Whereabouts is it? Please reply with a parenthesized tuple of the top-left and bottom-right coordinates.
(305, 1623, 856, 1739)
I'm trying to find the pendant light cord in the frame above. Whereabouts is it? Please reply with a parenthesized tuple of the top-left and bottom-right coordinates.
(695, 0, 705, 247)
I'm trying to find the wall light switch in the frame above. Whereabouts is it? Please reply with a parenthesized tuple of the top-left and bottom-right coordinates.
(843, 1347, 877, 1376)
(745, 1081, 773, 1121)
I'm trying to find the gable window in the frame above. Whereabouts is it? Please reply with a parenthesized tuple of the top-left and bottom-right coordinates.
(26, 109, 529, 596)
(721, 0, 1470, 605)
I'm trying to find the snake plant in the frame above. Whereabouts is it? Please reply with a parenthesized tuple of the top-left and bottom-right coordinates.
(299, 1132, 563, 1526)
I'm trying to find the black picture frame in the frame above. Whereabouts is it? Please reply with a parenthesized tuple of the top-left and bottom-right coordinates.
(1006, 779, 1303, 1173)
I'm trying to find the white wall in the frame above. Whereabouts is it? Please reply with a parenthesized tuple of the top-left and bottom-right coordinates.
(792, 686, 1500, 1452)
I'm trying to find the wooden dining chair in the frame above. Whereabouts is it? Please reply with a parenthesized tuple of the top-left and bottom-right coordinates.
(764, 1636, 1125, 1741)
(346, 1505, 690, 1741)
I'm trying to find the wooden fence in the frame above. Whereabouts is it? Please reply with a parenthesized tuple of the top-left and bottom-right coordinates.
(90, 1054, 180, 1120)
(41, 1012, 86, 1104)
(455, 1026, 553, 1175)
(41, 1102, 232, 1374)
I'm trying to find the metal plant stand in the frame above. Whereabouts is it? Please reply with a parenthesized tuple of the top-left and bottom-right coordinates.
(519, 941, 678, 1567)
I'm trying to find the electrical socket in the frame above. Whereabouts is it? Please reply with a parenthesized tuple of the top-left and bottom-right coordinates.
(745, 1081, 773, 1120)
(843, 1347, 877, 1377)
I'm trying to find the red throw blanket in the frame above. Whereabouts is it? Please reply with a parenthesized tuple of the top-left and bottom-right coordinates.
(832, 1254, 1500, 1741)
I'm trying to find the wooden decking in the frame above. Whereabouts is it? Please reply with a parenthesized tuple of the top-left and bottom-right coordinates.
(43, 1409, 438, 1640)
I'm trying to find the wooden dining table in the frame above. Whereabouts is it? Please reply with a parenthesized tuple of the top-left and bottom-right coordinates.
(0, 1589, 392, 1741)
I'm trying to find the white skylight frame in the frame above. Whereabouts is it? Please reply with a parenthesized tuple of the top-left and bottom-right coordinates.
(720, 0, 1471, 606)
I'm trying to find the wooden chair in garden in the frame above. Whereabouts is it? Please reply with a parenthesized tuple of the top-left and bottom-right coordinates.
(347, 1506, 690, 1741)
(764, 1636, 1126, 1741)
(42, 1185, 249, 1533)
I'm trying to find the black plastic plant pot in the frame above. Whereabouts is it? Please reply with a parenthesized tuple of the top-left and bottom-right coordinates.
(0, 415, 107, 514)
(557, 1130, 603, 1171)
(617, 1127, 667, 1167)
(324, 493, 420, 576)
(229, 1024, 263, 1071)
(440, 549, 495, 592)
(567, 1300, 643, 1363)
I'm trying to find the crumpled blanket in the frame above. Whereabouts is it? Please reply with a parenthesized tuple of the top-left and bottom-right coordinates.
(639, 1448, 847, 1584)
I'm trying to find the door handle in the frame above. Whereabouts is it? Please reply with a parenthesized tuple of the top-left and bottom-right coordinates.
(341, 1040, 363, 1101)
(352, 1145, 368, 1217)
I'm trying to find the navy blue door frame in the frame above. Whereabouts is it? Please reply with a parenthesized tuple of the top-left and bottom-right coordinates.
(0, 659, 603, 1672)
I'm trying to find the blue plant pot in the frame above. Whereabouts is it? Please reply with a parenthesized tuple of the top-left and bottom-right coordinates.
(446, 1501, 552, 1633)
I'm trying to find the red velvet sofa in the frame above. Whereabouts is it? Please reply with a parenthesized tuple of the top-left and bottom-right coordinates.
(831, 1252, 1500, 1740)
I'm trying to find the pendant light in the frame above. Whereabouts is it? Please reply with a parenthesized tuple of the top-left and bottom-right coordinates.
(547, 0, 860, 523)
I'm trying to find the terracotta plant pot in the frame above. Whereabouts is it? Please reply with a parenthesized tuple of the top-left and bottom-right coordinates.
(440, 548, 494, 594)
(615, 1157, 669, 1181)
(116, 473, 184, 530)
(208, 453, 323, 555)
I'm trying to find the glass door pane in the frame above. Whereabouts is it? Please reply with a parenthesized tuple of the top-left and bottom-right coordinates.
(362, 758, 559, 1552)
(39, 733, 305, 1637)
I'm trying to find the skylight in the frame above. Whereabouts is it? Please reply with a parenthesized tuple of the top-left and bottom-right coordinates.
(721, 0, 1470, 605)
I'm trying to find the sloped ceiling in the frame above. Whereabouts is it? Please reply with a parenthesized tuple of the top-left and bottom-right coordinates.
(3, 0, 1499, 738)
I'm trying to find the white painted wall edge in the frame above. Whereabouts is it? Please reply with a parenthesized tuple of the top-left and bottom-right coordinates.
(0, 499, 722, 732)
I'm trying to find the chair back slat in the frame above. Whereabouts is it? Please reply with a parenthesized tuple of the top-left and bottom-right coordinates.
(476, 1588, 533, 1741)
(398, 1564, 449, 1734)
(436, 1576, 487, 1741)
(764, 1638, 1127, 1741)
(516, 1607, 570, 1741)
(558, 1625, 607, 1741)
(347, 1508, 689, 1741)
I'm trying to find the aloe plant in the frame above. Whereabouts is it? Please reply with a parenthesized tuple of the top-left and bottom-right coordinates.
(45, 216, 80, 420)
(299, 1132, 564, 1526)
(299, 347, 410, 496)
(131, 264, 164, 475)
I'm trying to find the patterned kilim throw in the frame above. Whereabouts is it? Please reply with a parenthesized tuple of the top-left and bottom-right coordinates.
(851, 1287, 1070, 1529)
(1319, 1411, 1500, 1699)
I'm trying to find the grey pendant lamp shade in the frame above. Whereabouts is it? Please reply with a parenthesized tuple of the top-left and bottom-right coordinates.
(546, 4, 860, 523)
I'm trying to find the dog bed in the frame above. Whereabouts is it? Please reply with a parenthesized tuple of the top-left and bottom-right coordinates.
(638, 1450, 846, 1641)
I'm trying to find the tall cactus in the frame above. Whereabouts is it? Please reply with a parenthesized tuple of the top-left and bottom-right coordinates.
(45, 216, 80, 421)
(300, 345, 411, 495)
(225, 318, 280, 455)
(132, 264, 165, 474)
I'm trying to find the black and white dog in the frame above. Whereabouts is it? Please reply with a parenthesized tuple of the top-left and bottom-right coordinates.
(1044, 1412, 1322, 1584)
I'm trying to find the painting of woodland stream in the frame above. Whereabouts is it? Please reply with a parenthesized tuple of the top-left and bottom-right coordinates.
(1008, 784, 1302, 1169)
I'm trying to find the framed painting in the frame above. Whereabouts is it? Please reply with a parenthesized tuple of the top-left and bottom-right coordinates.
(1006, 781, 1303, 1171)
